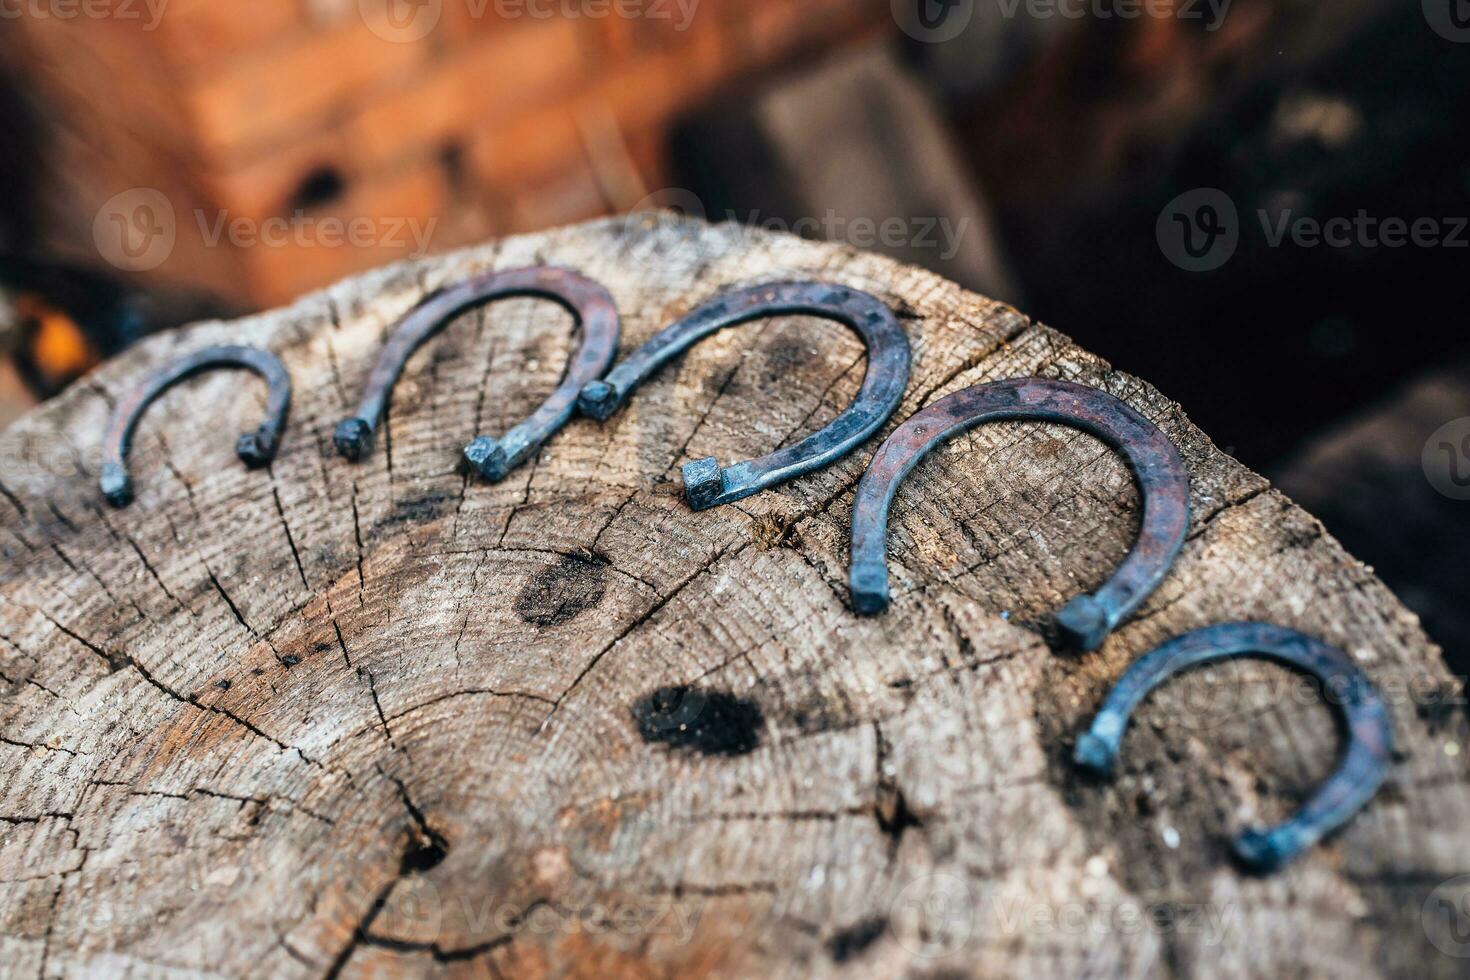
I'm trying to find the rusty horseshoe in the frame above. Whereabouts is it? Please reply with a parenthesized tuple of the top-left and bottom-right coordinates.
(1073, 622, 1394, 872)
(576, 282, 911, 510)
(334, 266, 621, 482)
(100, 345, 291, 508)
(847, 378, 1189, 648)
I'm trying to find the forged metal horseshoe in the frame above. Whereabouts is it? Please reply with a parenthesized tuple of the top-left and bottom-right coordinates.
(576, 281, 911, 511)
(1073, 622, 1394, 872)
(334, 266, 621, 482)
(100, 345, 291, 508)
(847, 377, 1189, 648)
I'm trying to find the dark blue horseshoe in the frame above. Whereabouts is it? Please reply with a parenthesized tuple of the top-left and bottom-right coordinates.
(576, 281, 911, 511)
(334, 266, 621, 482)
(1074, 622, 1394, 873)
(100, 345, 291, 508)
(848, 378, 1190, 649)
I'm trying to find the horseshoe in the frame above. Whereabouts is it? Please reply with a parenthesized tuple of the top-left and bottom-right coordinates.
(576, 281, 911, 511)
(334, 266, 621, 482)
(1073, 622, 1394, 872)
(100, 346, 291, 508)
(847, 377, 1189, 648)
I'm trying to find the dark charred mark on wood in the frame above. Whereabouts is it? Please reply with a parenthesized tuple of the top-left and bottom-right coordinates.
(515, 551, 611, 627)
(632, 687, 763, 757)
(376, 493, 453, 532)
(826, 916, 887, 963)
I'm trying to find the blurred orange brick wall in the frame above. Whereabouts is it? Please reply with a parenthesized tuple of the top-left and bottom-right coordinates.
(9, 0, 888, 307)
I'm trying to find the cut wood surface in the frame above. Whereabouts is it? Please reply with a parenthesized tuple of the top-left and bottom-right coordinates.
(0, 216, 1465, 978)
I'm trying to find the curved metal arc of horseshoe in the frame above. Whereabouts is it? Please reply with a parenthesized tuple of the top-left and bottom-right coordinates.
(333, 266, 622, 482)
(576, 281, 912, 511)
(1073, 622, 1394, 872)
(100, 345, 292, 508)
(847, 378, 1190, 648)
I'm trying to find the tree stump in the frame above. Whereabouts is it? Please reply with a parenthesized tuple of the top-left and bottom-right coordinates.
(0, 217, 1464, 978)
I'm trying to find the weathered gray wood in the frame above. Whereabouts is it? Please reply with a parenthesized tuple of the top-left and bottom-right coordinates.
(0, 216, 1464, 978)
